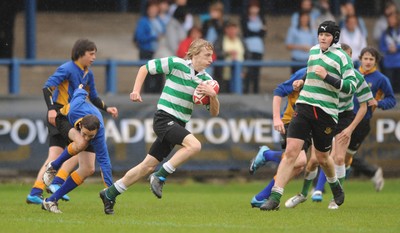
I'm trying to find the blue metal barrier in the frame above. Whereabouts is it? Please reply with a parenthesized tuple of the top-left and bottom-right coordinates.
(0, 58, 306, 95)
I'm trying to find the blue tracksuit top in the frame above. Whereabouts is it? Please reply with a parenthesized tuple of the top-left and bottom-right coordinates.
(68, 88, 113, 187)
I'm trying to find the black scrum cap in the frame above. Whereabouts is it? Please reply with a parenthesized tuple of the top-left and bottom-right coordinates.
(318, 21, 340, 44)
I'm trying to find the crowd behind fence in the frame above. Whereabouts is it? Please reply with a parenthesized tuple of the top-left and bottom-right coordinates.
(0, 58, 307, 95)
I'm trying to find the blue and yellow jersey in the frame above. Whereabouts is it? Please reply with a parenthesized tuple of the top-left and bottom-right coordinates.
(68, 88, 113, 187)
(355, 67, 397, 120)
(273, 67, 306, 124)
(43, 61, 100, 114)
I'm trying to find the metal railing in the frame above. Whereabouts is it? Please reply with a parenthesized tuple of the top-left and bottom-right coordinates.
(0, 58, 306, 95)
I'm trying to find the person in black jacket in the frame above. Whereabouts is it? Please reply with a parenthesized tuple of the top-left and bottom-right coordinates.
(241, 0, 267, 94)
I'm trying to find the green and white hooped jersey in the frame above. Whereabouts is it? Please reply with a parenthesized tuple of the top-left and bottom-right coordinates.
(338, 70, 373, 113)
(297, 43, 357, 122)
(146, 56, 212, 123)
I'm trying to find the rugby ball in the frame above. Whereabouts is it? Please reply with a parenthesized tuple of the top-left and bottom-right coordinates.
(193, 80, 220, 105)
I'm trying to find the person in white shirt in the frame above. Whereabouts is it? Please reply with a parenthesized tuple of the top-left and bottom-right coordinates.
(339, 14, 367, 68)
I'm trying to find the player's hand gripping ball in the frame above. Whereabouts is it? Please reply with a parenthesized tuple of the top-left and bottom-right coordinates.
(193, 80, 220, 105)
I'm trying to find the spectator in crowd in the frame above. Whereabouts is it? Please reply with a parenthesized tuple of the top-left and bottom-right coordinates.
(241, 0, 267, 94)
(374, 1, 398, 74)
(290, 0, 319, 29)
(164, 6, 188, 57)
(156, 5, 187, 58)
(314, 0, 336, 28)
(133, 0, 165, 93)
(202, 1, 227, 44)
(158, 0, 171, 26)
(373, 0, 398, 45)
(286, 11, 317, 74)
(379, 10, 400, 93)
(214, 21, 248, 93)
(339, 1, 368, 38)
(176, 26, 203, 58)
(339, 14, 367, 68)
(168, 0, 194, 32)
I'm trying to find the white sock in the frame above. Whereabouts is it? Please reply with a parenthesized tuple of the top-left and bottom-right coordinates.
(326, 176, 338, 184)
(305, 168, 318, 180)
(272, 186, 284, 195)
(335, 164, 346, 180)
(114, 179, 128, 194)
(163, 161, 176, 174)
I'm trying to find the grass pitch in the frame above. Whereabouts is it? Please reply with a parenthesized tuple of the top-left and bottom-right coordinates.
(1, 179, 399, 233)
